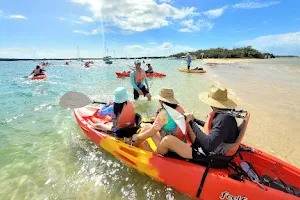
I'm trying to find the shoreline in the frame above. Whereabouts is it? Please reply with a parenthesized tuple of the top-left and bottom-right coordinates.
(199, 58, 258, 66)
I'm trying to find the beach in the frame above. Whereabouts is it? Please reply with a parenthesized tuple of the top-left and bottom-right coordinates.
(201, 58, 257, 66)
(0, 58, 300, 199)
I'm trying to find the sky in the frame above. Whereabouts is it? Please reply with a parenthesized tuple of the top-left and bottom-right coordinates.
(0, 0, 300, 58)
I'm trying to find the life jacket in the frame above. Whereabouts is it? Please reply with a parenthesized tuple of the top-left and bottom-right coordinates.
(134, 70, 145, 84)
(204, 110, 250, 156)
(115, 101, 135, 129)
(161, 105, 190, 144)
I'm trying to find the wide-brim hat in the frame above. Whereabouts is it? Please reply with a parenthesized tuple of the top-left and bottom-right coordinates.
(158, 88, 179, 104)
(113, 87, 129, 103)
(199, 85, 237, 109)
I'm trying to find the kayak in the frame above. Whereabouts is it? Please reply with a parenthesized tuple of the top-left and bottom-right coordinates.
(178, 68, 206, 73)
(74, 106, 300, 200)
(116, 71, 166, 77)
(32, 74, 47, 80)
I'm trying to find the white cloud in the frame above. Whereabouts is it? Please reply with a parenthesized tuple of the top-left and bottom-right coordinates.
(91, 27, 114, 34)
(125, 45, 145, 52)
(124, 42, 195, 56)
(203, 6, 228, 19)
(158, 0, 172, 3)
(9, 15, 27, 19)
(179, 19, 213, 32)
(149, 42, 157, 45)
(71, 0, 199, 32)
(80, 16, 94, 22)
(74, 21, 83, 24)
(73, 30, 90, 35)
(233, 1, 280, 9)
(236, 28, 256, 32)
(160, 42, 173, 50)
(178, 28, 192, 32)
(59, 17, 66, 21)
(239, 31, 300, 56)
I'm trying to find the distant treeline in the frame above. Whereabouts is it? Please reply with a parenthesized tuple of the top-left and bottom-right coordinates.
(170, 46, 275, 59)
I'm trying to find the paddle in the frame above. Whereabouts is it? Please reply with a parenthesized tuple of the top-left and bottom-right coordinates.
(59, 91, 106, 109)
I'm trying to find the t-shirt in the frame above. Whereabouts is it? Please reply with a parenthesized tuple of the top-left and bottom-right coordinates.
(153, 109, 168, 131)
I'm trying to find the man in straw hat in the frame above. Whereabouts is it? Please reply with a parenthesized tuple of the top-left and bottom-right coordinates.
(154, 85, 241, 161)
(132, 88, 189, 151)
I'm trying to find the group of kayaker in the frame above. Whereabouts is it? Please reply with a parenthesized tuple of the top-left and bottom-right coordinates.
(87, 80, 243, 163)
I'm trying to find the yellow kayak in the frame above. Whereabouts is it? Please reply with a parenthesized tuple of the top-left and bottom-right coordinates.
(178, 68, 206, 73)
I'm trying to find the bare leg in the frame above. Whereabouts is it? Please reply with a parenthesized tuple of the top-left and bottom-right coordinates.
(157, 135, 193, 159)
(146, 93, 151, 101)
(87, 118, 113, 131)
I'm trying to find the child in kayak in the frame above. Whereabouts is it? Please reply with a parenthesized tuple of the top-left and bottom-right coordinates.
(87, 87, 136, 133)
(130, 60, 151, 101)
(131, 88, 189, 151)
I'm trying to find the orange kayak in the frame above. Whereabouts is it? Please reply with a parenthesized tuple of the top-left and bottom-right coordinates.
(74, 106, 300, 200)
(115, 71, 166, 77)
(32, 74, 47, 80)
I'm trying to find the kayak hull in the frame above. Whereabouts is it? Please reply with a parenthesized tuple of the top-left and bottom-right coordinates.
(178, 68, 206, 73)
(115, 71, 166, 77)
(74, 106, 300, 200)
(32, 74, 47, 80)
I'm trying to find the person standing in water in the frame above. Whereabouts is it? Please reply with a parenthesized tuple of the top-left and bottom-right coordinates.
(130, 60, 151, 101)
(186, 53, 192, 70)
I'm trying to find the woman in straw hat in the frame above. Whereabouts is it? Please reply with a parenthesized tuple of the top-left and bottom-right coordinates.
(132, 88, 189, 151)
(154, 85, 241, 161)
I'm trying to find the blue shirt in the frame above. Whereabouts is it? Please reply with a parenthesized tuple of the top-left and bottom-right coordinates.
(187, 57, 192, 65)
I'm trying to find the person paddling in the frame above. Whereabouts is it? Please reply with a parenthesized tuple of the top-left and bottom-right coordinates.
(26, 65, 46, 77)
(130, 60, 151, 101)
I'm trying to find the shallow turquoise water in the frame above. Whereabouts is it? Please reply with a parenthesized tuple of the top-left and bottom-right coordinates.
(0, 59, 211, 200)
(1, 58, 299, 199)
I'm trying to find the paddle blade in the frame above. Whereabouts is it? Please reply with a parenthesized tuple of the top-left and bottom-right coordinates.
(59, 91, 92, 109)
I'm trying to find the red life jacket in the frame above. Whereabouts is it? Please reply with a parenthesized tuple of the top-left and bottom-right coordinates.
(116, 101, 135, 128)
(204, 111, 250, 156)
(134, 70, 145, 84)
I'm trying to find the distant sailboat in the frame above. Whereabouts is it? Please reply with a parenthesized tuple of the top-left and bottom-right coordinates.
(103, 42, 113, 64)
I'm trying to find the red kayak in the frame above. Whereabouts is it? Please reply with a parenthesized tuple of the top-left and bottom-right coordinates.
(116, 71, 166, 77)
(74, 106, 300, 200)
(32, 74, 47, 80)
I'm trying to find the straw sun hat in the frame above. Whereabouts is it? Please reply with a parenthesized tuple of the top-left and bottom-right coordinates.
(199, 85, 237, 109)
(158, 88, 179, 104)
